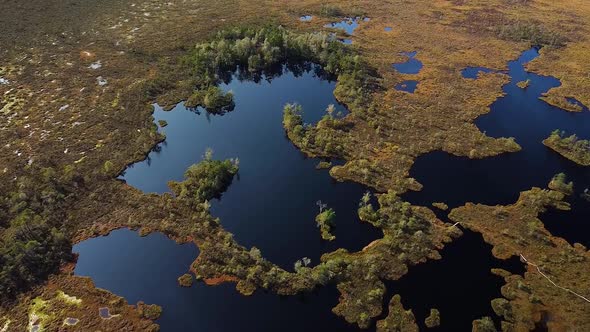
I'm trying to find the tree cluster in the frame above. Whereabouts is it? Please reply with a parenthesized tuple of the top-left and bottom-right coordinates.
(181, 25, 378, 113)
(0, 166, 77, 303)
(168, 149, 239, 208)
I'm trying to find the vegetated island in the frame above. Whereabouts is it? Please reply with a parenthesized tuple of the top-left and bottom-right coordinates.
(315, 203, 336, 241)
(548, 172, 574, 195)
(543, 130, 590, 166)
(178, 273, 194, 287)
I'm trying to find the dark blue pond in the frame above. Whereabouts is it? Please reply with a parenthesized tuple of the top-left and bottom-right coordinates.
(120, 64, 374, 269)
(395, 80, 418, 93)
(73, 229, 358, 332)
(404, 47, 590, 247)
(385, 230, 525, 331)
(324, 17, 369, 35)
(393, 51, 423, 75)
(324, 17, 369, 44)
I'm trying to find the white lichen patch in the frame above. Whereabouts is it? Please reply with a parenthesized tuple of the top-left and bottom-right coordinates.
(1, 318, 11, 332)
(0, 77, 9, 85)
(63, 318, 80, 326)
(96, 76, 108, 86)
(28, 298, 50, 332)
(89, 61, 102, 70)
(57, 291, 82, 306)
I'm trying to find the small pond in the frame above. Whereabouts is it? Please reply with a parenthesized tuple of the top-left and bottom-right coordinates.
(324, 17, 370, 44)
(393, 51, 423, 75)
(394, 80, 418, 93)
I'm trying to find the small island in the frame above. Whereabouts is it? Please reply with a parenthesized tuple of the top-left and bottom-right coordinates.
(315, 201, 336, 241)
(543, 130, 590, 166)
(178, 273, 194, 287)
(431, 202, 449, 211)
(316, 161, 332, 169)
(548, 173, 574, 195)
(167, 148, 239, 205)
(516, 79, 530, 89)
(424, 308, 441, 328)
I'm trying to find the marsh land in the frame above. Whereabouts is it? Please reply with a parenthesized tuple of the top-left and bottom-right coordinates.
(1, 0, 589, 331)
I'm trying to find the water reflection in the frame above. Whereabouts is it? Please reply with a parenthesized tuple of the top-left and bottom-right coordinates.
(393, 51, 423, 74)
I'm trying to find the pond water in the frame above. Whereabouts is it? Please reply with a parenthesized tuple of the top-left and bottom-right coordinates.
(461, 66, 501, 79)
(392, 51, 423, 75)
(120, 64, 376, 269)
(324, 17, 369, 44)
(385, 230, 525, 331)
(404, 47, 590, 247)
(75, 47, 589, 331)
(394, 80, 418, 93)
(74, 229, 358, 331)
(300, 15, 313, 22)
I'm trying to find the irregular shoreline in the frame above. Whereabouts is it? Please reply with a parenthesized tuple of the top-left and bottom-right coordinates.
(2, 0, 590, 330)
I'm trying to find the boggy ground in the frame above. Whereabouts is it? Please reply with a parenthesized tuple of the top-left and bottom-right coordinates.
(449, 183, 590, 331)
(2, 0, 590, 331)
(0, 265, 160, 331)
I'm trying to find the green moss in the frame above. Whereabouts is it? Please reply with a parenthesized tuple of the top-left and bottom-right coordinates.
(236, 280, 257, 296)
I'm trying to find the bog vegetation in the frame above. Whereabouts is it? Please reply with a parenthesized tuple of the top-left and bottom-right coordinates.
(315, 206, 336, 241)
(176, 25, 378, 113)
(544, 130, 590, 166)
(496, 21, 566, 47)
(0, 24, 379, 308)
(168, 148, 239, 207)
(0, 167, 77, 303)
